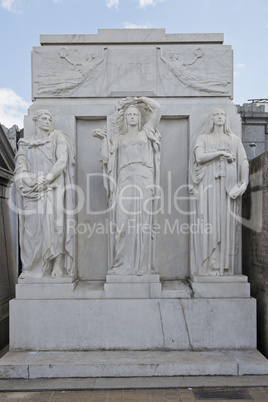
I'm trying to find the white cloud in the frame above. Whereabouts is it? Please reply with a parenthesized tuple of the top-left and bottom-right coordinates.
(0, 88, 30, 129)
(234, 62, 246, 78)
(123, 22, 150, 28)
(137, 0, 165, 8)
(105, 0, 165, 10)
(0, 0, 21, 12)
(236, 63, 246, 69)
(106, 0, 119, 8)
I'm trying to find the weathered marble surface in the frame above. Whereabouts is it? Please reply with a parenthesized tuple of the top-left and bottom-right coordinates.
(9, 297, 256, 351)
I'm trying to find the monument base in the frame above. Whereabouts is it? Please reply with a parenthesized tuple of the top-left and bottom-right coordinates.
(1, 350, 268, 379)
(10, 286, 256, 351)
(5, 278, 268, 378)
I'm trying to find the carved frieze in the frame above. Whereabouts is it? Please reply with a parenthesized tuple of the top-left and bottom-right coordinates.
(32, 45, 232, 98)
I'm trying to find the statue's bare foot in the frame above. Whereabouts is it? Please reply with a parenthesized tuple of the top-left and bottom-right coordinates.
(51, 255, 63, 278)
(51, 267, 63, 278)
(107, 268, 116, 275)
(210, 269, 220, 276)
(137, 270, 145, 276)
(19, 271, 27, 279)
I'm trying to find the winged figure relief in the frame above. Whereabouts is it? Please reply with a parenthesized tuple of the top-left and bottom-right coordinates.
(157, 47, 231, 95)
(34, 47, 107, 96)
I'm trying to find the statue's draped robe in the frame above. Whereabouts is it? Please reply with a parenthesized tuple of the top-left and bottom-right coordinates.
(15, 130, 75, 277)
(102, 121, 161, 274)
(190, 132, 248, 275)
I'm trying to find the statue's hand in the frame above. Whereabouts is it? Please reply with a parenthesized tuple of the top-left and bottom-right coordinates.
(229, 180, 247, 199)
(92, 127, 107, 140)
(37, 176, 46, 185)
(221, 152, 235, 163)
(134, 96, 146, 103)
(35, 176, 49, 192)
(237, 180, 247, 195)
(194, 48, 203, 58)
(227, 155, 235, 163)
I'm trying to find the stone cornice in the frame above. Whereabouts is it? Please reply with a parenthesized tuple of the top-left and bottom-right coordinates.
(40, 30, 224, 45)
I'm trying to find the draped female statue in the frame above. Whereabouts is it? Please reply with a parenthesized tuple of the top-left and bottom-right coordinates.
(190, 108, 249, 276)
(93, 97, 162, 275)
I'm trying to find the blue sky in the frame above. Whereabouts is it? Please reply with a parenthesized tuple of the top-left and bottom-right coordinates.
(0, 0, 267, 128)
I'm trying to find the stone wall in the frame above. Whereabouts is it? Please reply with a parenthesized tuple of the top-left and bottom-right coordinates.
(237, 103, 268, 160)
(0, 178, 17, 349)
(0, 125, 17, 351)
(242, 151, 268, 358)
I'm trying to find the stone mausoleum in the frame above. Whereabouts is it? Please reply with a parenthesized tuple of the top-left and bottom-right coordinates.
(1, 29, 268, 378)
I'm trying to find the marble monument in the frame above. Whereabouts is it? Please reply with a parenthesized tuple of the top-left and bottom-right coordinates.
(2, 29, 268, 378)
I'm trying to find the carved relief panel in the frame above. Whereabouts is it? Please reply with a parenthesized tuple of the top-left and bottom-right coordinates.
(32, 45, 232, 98)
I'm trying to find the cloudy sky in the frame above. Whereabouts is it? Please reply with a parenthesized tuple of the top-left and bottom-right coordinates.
(0, 0, 267, 128)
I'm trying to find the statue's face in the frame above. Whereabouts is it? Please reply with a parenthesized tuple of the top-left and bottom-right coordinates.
(126, 107, 140, 127)
(36, 113, 52, 132)
(212, 109, 226, 127)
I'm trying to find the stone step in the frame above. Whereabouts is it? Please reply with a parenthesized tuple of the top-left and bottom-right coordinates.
(15, 280, 192, 299)
(106, 274, 160, 283)
(15, 276, 251, 300)
(0, 350, 268, 379)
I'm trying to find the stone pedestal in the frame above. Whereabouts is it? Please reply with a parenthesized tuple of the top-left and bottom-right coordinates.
(10, 279, 256, 351)
(190, 275, 251, 298)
